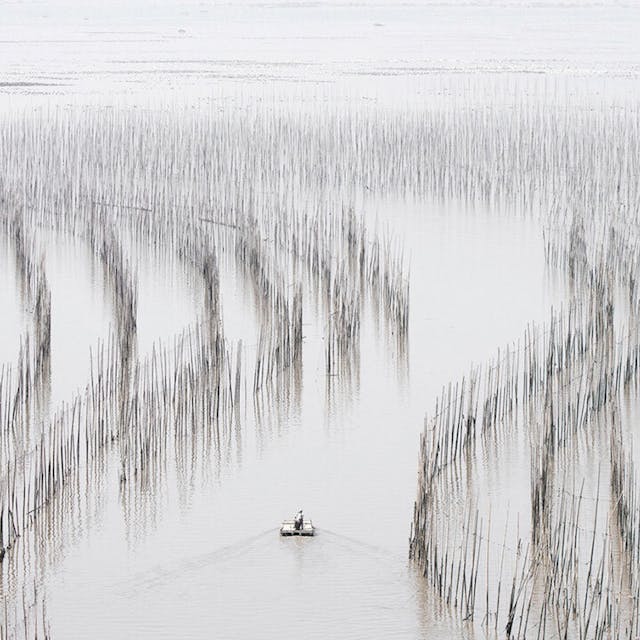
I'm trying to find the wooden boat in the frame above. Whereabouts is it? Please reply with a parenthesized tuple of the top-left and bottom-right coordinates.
(280, 519, 315, 536)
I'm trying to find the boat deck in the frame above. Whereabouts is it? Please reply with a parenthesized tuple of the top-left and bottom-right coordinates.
(280, 520, 315, 536)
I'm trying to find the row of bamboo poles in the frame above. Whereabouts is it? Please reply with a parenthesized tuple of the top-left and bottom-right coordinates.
(0, 106, 411, 637)
(411, 97, 640, 638)
(0, 94, 638, 637)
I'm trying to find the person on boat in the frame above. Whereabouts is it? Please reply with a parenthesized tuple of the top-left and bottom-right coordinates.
(294, 509, 303, 531)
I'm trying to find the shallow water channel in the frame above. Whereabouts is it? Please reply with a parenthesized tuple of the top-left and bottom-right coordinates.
(1, 196, 561, 639)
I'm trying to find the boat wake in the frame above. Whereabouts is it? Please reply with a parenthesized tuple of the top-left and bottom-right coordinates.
(125, 527, 279, 593)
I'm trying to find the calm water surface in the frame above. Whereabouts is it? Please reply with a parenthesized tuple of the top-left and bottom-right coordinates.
(0, 1, 638, 638)
(8, 201, 558, 639)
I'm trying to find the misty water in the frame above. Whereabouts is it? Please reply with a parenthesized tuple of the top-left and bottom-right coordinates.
(1, 1, 640, 639)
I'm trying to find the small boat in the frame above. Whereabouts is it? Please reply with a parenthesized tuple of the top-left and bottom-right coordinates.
(280, 519, 315, 536)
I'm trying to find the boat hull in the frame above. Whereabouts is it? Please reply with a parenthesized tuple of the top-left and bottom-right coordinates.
(280, 520, 315, 536)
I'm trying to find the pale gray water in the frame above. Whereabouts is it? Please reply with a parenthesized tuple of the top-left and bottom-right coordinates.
(1, 1, 639, 638)
(1, 0, 640, 107)
(3, 198, 561, 639)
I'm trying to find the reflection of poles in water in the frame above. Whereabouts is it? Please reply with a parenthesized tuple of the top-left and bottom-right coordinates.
(6, 214, 52, 432)
(321, 210, 408, 415)
(410, 301, 640, 634)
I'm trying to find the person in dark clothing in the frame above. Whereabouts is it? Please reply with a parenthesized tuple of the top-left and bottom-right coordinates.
(294, 509, 303, 531)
